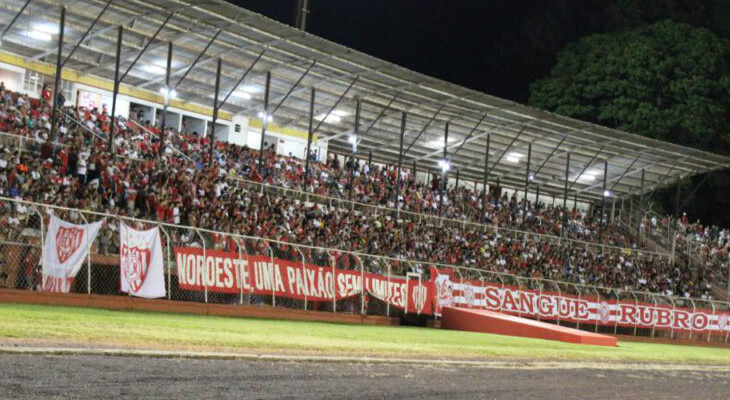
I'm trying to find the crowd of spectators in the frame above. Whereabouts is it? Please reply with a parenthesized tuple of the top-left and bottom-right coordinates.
(0, 83, 714, 299)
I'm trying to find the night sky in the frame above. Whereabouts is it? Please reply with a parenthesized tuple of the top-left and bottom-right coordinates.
(227, 0, 603, 103)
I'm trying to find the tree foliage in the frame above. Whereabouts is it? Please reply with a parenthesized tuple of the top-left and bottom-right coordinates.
(530, 20, 730, 152)
(529, 20, 730, 224)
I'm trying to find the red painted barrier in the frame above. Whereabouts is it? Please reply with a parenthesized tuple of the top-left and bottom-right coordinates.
(441, 307, 617, 347)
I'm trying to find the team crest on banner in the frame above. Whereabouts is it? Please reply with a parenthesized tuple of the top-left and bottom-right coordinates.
(121, 245, 152, 293)
(432, 269, 454, 316)
(42, 215, 103, 293)
(719, 314, 729, 331)
(56, 227, 84, 264)
(411, 281, 428, 314)
(598, 301, 611, 324)
(464, 285, 476, 308)
(119, 222, 166, 298)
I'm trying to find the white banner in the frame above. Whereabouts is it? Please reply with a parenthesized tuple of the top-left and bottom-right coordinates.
(119, 222, 166, 298)
(42, 215, 103, 293)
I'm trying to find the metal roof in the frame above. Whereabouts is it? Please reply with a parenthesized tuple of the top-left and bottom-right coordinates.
(2, 0, 729, 201)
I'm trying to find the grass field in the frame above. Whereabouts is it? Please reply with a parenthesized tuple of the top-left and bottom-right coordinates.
(1, 303, 729, 364)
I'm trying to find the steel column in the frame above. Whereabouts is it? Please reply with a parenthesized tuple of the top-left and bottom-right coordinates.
(455, 169, 460, 189)
(481, 134, 490, 221)
(639, 169, 645, 232)
(522, 142, 532, 229)
(303, 87, 315, 189)
(396, 112, 407, 210)
(209, 58, 222, 164)
(109, 26, 123, 154)
(258, 71, 271, 172)
(49, 7, 66, 143)
(159, 42, 173, 157)
(675, 181, 681, 218)
(562, 153, 569, 237)
(440, 122, 449, 214)
(601, 160, 608, 226)
(348, 97, 361, 201)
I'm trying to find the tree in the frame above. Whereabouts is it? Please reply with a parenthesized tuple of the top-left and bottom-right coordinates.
(529, 20, 730, 224)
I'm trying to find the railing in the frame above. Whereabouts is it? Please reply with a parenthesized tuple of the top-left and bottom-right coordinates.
(0, 129, 669, 262)
(0, 195, 727, 343)
(229, 175, 672, 260)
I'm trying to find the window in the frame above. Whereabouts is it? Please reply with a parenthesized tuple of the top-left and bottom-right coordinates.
(23, 70, 43, 96)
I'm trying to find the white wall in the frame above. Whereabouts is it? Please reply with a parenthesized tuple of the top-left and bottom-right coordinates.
(0, 64, 23, 92)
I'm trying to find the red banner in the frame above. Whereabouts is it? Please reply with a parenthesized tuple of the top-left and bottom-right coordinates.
(432, 267, 730, 334)
(174, 247, 432, 314)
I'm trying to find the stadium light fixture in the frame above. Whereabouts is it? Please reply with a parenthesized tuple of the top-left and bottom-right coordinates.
(529, 173, 535, 181)
(28, 30, 52, 42)
(159, 87, 177, 99)
(506, 152, 523, 163)
(349, 134, 358, 152)
(32, 22, 59, 35)
(231, 90, 252, 100)
(315, 113, 342, 124)
(257, 111, 273, 123)
(603, 189, 611, 197)
(438, 159, 451, 173)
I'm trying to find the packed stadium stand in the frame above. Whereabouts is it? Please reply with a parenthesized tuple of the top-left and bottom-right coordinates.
(0, 88, 716, 299)
(1, 0, 730, 344)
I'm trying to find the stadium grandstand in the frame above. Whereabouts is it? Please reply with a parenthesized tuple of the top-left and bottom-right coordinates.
(2, 0, 730, 350)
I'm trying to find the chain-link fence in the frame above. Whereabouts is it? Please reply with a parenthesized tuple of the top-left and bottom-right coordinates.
(2, 195, 729, 343)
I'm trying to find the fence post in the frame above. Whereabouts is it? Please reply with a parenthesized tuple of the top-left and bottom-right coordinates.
(356, 255, 365, 315)
(593, 287, 600, 333)
(650, 295, 657, 338)
(330, 251, 336, 313)
(573, 284, 581, 331)
(159, 225, 171, 300)
(36, 206, 46, 290)
(631, 292, 639, 336)
(689, 299, 696, 340)
(386, 260, 391, 317)
(613, 290, 620, 335)
(123, 217, 130, 298)
(709, 301, 716, 343)
(193, 228, 207, 303)
(296, 246, 307, 311)
(668, 296, 676, 340)
(78, 212, 92, 294)
(236, 237, 245, 305)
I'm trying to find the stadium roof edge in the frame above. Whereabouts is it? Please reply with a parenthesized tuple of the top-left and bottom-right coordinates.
(1, 0, 728, 202)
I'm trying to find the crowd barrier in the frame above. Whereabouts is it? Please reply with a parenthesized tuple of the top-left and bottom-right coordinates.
(1, 196, 728, 343)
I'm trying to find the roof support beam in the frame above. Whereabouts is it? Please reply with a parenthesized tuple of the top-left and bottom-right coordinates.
(403, 103, 446, 155)
(0, 0, 32, 44)
(271, 59, 317, 115)
(62, 0, 114, 67)
(174, 27, 221, 88)
(217, 48, 266, 111)
(311, 76, 359, 135)
(119, 11, 175, 83)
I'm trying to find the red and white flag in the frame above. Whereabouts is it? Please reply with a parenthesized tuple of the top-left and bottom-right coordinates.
(119, 222, 166, 298)
(42, 214, 103, 293)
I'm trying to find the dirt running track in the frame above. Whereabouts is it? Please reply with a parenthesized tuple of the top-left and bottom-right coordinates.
(0, 354, 728, 399)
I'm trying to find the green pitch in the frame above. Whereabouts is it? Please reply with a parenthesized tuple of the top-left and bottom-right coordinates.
(0, 303, 728, 364)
